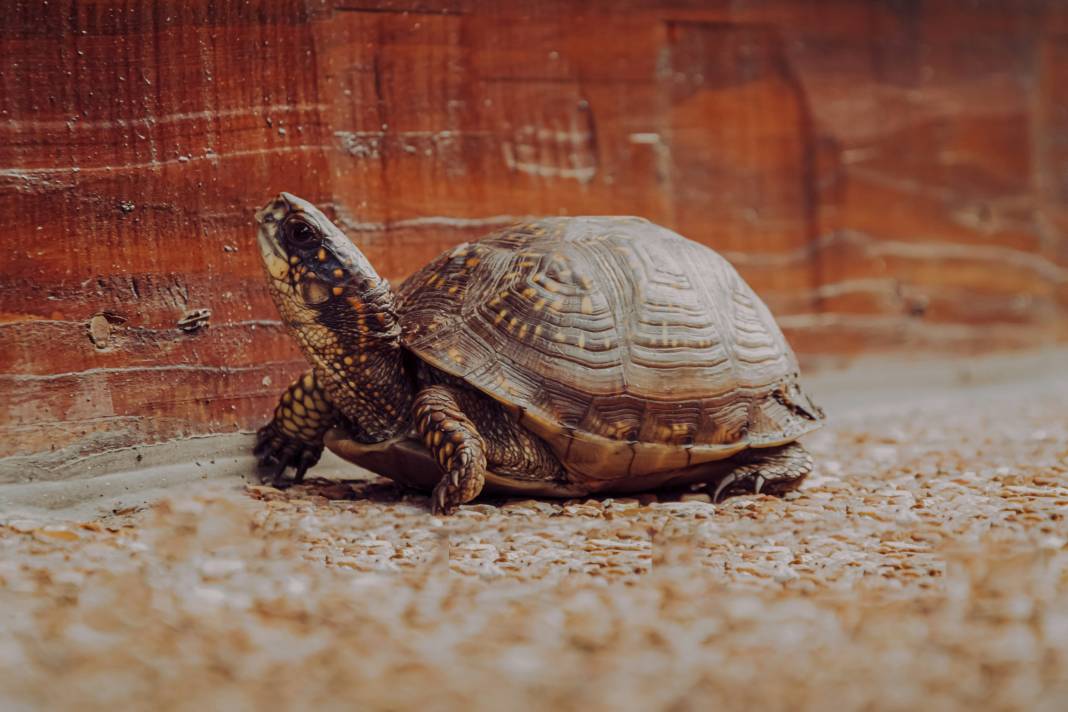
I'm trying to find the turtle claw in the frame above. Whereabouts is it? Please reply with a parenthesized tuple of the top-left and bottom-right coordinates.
(712, 472, 768, 502)
(713, 473, 739, 503)
(254, 421, 323, 488)
(271, 461, 293, 489)
(431, 482, 454, 516)
(431, 463, 481, 516)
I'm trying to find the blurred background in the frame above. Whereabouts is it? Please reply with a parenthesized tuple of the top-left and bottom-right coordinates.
(2, 0, 1066, 471)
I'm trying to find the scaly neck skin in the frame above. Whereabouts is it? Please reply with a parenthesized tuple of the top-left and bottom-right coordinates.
(289, 278, 414, 443)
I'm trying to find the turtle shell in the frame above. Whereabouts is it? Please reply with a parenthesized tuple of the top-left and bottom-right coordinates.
(397, 217, 824, 481)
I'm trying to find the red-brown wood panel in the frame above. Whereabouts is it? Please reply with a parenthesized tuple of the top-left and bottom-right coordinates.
(1, 0, 1065, 465)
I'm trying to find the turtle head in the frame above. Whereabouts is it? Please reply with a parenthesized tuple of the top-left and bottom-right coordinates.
(255, 193, 409, 441)
(255, 192, 383, 321)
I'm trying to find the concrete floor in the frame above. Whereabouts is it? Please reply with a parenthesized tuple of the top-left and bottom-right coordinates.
(1, 351, 1066, 711)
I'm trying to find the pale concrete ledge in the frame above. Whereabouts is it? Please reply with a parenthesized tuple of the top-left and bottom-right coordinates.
(0, 434, 355, 519)
(2, 348, 1065, 518)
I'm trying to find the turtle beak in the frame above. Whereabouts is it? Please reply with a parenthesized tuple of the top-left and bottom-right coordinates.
(256, 195, 291, 280)
(279, 191, 316, 215)
(256, 193, 299, 224)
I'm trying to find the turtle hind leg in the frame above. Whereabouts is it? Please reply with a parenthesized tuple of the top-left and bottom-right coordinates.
(711, 442, 813, 503)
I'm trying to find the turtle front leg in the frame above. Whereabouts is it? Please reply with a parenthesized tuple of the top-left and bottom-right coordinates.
(412, 385, 488, 515)
(712, 441, 813, 502)
(254, 369, 337, 487)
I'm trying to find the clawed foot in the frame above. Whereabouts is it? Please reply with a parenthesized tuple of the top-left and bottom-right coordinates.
(712, 471, 768, 503)
(710, 443, 813, 503)
(253, 422, 323, 488)
(430, 449, 484, 516)
(412, 385, 489, 516)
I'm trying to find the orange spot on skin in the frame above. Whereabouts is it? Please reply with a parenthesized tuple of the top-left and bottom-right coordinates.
(465, 257, 481, 267)
(317, 248, 327, 261)
(332, 286, 344, 296)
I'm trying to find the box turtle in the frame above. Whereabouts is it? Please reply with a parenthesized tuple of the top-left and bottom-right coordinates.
(254, 193, 825, 514)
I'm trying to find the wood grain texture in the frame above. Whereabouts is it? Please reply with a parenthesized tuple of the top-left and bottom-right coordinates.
(1, 0, 1066, 467)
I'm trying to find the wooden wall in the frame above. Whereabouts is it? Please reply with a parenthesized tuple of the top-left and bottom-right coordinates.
(2, 0, 1066, 467)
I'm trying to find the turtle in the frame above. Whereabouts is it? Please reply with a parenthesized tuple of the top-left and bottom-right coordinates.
(253, 192, 825, 514)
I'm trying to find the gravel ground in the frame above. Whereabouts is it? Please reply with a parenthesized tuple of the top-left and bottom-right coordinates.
(1, 369, 1067, 711)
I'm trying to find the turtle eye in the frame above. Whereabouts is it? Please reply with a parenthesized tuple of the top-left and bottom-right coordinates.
(284, 219, 320, 248)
